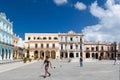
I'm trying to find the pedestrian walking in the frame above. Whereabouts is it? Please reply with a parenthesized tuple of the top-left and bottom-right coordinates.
(42, 56, 52, 78)
(114, 57, 118, 65)
(80, 57, 83, 67)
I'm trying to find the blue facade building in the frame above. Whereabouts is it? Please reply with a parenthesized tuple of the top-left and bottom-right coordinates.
(0, 13, 13, 60)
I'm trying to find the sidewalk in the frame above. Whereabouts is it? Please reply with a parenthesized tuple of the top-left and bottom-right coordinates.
(0, 60, 119, 80)
(0, 60, 36, 73)
(0, 59, 22, 65)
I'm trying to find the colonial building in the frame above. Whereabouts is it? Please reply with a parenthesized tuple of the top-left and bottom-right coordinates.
(117, 42, 120, 59)
(24, 31, 84, 60)
(58, 31, 84, 59)
(13, 35, 24, 59)
(84, 41, 116, 60)
(25, 33, 59, 59)
(0, 13, 13, 60)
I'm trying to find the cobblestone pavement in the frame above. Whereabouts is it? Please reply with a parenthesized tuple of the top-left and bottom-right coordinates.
(0, 60, 119, 80)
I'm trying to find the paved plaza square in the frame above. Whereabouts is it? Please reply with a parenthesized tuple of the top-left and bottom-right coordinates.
(0, 60, 119, 80)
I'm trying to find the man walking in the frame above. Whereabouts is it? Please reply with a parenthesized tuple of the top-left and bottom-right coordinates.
(80, 57, 83, 67)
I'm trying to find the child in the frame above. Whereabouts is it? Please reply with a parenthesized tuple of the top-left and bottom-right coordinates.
(42, 56, 52, 78)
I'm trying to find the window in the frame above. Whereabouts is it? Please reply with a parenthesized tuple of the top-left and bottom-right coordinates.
(111, 47, 114, 51)
(61, 36, 63, 40)
(41, 44, 43, 48)
(91, 47, 94, 51)
(96, 46, 98, 51)
(34, 37, 36, 40)
(28, 37, 31, 40)
(76, 45, 78, 49)
(37, 37, 40, 40)
(80, 45, 82, 50)
(35, 44, 38, 48)
(76, 53, 79, 57)
(49, 37, 51, 40)
(101, 46, 104, 50)
(61, 45, 63, 50)
(70, 37, 73, 41)
(46, 44, 49, 48)
(70, 44, 73, 49)
(65, 36, 67, 41)
(43, 37, 47, 40)
(86, 47, 89, 50)
(54, 37, 58, 40)
(80, 37, 82, 43)
(53, 44, 55, 48)
(107, 47, 109, 51)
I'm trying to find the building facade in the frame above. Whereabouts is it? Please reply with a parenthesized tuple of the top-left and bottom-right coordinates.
(84, 41, 116, 60)
(59, 31, 84, 59)
(117, 42, 120, 59)
(24, 31, 117, 61)
(25, 33, 59, 59)
(0, 13, 13, 60)
(13, 35, 24, 59)
(24, 31, 84, 60)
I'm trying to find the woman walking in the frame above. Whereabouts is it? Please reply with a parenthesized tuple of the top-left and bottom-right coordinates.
(42, 56, 52, 78)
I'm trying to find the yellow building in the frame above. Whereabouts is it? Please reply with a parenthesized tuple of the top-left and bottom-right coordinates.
(84, 41, 116, 60)
(25, 33, 59, 59)
(13, 35, 24, 59)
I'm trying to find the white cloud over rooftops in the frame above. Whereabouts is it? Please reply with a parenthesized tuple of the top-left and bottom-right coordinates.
(82, 0, 120, 42)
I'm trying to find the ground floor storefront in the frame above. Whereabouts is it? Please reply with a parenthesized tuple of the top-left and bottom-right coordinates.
(0, 44, 13, 60)
(60, 51, 83, 59)
(25, 49, 59, 60)
(84, 52, 115, 60)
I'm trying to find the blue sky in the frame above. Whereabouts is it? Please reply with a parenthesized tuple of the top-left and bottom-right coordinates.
(0, 0, 120, 42)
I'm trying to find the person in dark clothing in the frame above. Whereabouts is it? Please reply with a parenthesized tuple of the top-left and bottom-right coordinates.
(80, 57, 83, 67)
(42, 56, 52, 78)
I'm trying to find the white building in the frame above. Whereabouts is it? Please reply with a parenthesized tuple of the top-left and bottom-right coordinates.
(24, 31, 84, 60)
(0, 13, 13, 60)
(59, 30, 84, 59)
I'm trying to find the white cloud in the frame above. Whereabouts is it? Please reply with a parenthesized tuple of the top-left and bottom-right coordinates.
(74, 2, 87, 10)
(82, 0, 120, 42)
(53, 0, 68, 6)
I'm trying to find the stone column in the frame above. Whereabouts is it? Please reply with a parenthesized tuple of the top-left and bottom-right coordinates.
(67, 52, 69, 58)
(44, 51, 46, 60)
(0, 47, 2, 60)
(38, 51, 40, 58)
(74, 52, 76, 58)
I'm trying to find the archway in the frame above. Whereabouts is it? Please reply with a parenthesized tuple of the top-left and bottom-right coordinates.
(34, 50, 38, 59)
(51, 50, 56, 59)
(100, 53, 104, 59)
(45, 50, 50, 57)
(69, 53, 74, 58)
(40, 51, 44, 59)
(65, 52, 68, 58)
(111, 53, 114, 59)
(92, 53, 94, 59)
(95, 53, 98, 59)
(2, 49, 4, 60)
(60, 52, 64, 59)
(86, 53, 90, 58)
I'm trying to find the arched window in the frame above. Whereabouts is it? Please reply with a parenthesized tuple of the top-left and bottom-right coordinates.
(28, 37, 31, 40)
